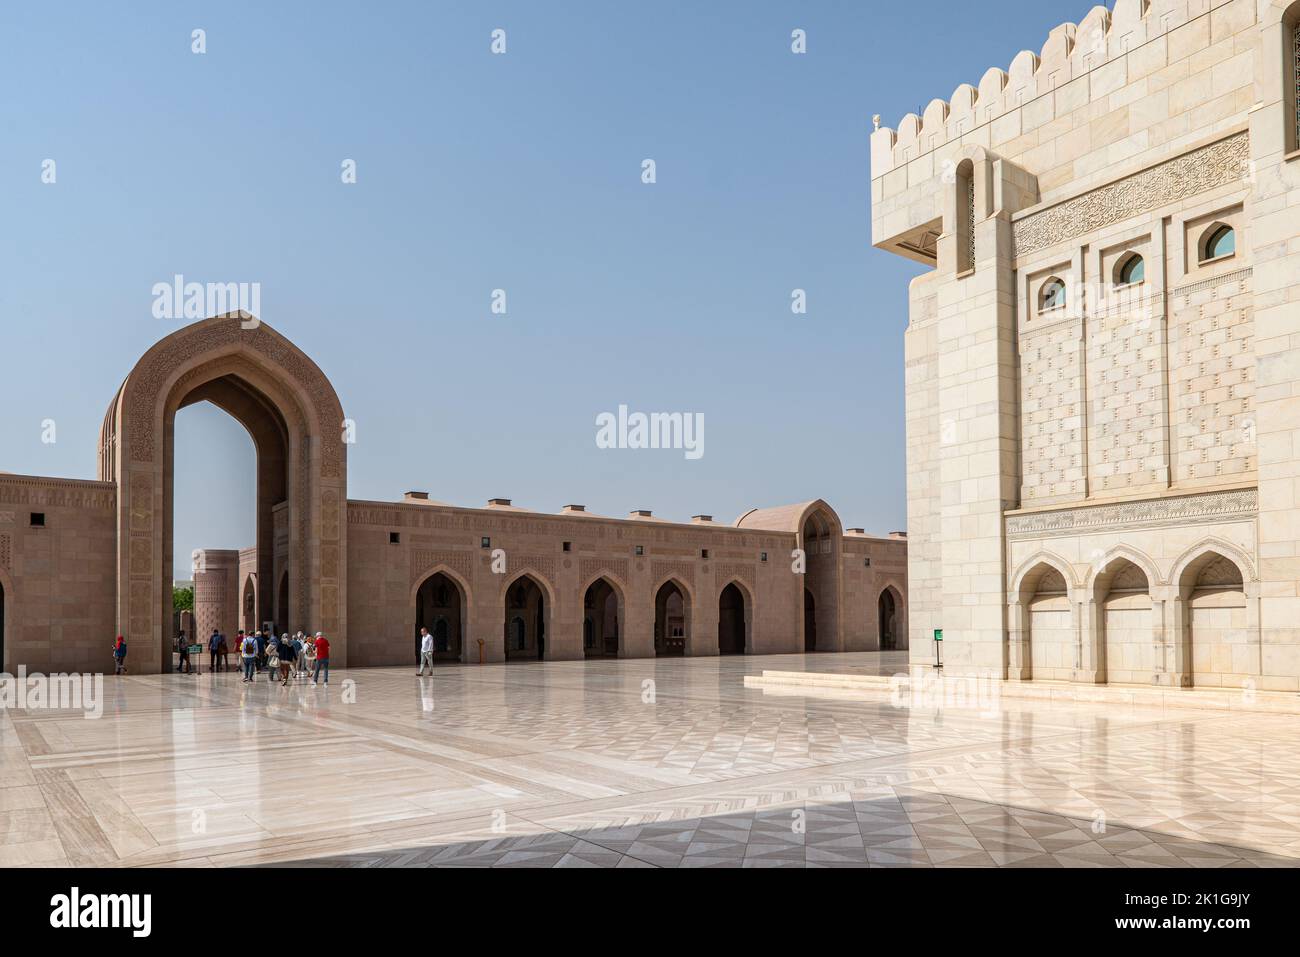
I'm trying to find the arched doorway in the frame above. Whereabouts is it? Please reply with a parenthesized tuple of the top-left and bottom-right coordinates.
(654, 580, 689, 656)
(878, 588, 897, 650)
(415, 571, 464, 664)
(583, 577, 621, 658)
(799, 504, 841, 652)
(804, 589, 817, 652)
(1178, 551, 1247, 688)
(1095, 558, 1153, 685)
(1019, 565, 1071, 680)
(718, 582, 746, 655)
(504, 574, 547, 661)
(242, 575, 257, 633)
(100, 316, 349, 672)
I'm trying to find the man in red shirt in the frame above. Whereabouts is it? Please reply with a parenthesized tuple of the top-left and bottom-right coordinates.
(311, 632, 331, 685)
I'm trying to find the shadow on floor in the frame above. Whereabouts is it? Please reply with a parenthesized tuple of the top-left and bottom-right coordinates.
(262, 790, 1300, 869)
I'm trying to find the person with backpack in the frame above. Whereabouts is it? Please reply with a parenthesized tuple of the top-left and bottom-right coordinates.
(311, 632, 330, 686)
(208, 630, 222, 673)
(112, 635, 128, 675)
(240, 631, 258, 681)
(278, 634, 294, 685)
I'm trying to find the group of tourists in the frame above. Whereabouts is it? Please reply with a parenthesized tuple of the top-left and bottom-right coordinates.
(169, 628, 331, 685)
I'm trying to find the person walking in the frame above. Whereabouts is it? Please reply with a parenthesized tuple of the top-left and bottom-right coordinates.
(417, 627, 435, 676)
(240, 631, 258, 682)
(266, 633, 282, 683)
(311, 632, 330, 686)
(278, 634, 294, 686)
(177, 631, 191, 674)
(112, 635, 128, 675)
(255, 629, 267, 673)
(219, 632, 231, 671)
(208, 629, 222, 673)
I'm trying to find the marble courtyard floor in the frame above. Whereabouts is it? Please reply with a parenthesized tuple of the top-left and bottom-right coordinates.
(3, 652, 1300, 868)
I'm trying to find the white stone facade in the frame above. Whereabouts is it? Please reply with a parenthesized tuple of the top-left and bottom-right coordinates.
(873, 0, 1300, 691)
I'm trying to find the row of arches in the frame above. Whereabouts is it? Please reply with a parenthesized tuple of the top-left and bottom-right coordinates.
(409, 565, 905, 664)
(413, 571, 752, 662)
(1010, 541, 1256, 687)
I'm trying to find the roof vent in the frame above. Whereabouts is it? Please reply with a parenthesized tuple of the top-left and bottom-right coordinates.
(487, 498, 512, 507)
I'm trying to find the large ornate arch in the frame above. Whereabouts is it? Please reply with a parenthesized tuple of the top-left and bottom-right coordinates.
(101, 314, 348, 673)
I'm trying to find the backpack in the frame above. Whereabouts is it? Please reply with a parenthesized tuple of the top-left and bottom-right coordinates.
(242, 636, 256, 655)
(115, 639, 127, 656)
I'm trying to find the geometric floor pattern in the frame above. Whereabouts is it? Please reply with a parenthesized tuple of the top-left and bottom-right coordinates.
(3, 651, 1299, 867)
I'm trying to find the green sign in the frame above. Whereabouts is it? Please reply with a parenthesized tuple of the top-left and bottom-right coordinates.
(933, 629, 943, 642)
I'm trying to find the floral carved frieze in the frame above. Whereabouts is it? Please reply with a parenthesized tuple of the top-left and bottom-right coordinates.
(1005, 488, 1258, 541)
(410, 549, 473, 587)
(1012, 132, 1250, 258)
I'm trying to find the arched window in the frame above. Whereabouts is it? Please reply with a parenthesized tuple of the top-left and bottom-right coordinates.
(1116, 253, 1145, 286)
(1038, 277, 1067, 312)
(1200, 224, 1236, 262)
(1286, 3, 1300, 153)
(955, 160, 975, 274)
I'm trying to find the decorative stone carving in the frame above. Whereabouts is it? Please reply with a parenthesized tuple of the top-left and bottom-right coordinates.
(120, 319, 345, 479)
(1006, 488, 1258, 541)
(580, 557, 629, 586)
(651, 560, 695, 588)
(0, 479, 116, 511)
(410, 549, 473, 587)
(1013, 133, 1250, 257)
(510, 556, 556, 584)
(714, 563, 756, 589)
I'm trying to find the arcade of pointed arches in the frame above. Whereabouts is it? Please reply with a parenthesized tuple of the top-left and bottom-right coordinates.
(403, 564, 906, 664)
(1008, 540, 1259, 688)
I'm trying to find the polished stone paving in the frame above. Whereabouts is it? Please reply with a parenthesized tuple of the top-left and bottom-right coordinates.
(2, 652, 1299, 867)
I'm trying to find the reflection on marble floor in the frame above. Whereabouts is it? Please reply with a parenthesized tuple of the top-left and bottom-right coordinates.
(2, 652, 1299, 867)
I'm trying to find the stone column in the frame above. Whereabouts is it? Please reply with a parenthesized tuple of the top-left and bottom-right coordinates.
(1074, 598, 1105, 683)
(1006, 599, 1030, 680)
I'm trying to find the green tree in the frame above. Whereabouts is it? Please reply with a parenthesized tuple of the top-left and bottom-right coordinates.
(173, 586, 194, 613)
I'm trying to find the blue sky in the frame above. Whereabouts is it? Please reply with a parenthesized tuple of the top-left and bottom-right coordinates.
(0, 0, 1083, 577)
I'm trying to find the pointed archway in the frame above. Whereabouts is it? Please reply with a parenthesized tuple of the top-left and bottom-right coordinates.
(100, 314, 348, 673)
(654, 579, 690, 656)
(718, 582, 748, 655)
(415, 571, 466, 663)
(503, 572, 550, 661)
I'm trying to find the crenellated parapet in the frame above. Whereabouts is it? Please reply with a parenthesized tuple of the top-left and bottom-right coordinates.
(871, 0, 1188, 179)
